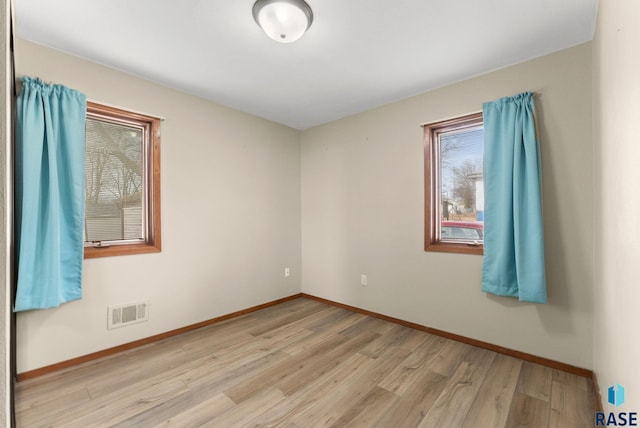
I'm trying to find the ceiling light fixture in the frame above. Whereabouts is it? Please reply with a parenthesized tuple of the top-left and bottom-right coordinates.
(252, 0, 313, 43)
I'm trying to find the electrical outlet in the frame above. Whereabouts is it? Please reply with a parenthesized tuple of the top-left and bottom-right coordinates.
(360, 274, 368, 286)
(285, 267, 290, 277)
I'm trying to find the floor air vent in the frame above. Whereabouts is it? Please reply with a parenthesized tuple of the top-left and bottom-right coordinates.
(108, 301, 149, 329)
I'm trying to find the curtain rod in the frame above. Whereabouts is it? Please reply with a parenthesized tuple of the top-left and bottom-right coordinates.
(419, 92, 540, 128)
(12, 82, 166, 122)
(87, 99, 165, 121)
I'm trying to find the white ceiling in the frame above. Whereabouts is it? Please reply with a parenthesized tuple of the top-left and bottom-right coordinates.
(16, 0, 598, 130)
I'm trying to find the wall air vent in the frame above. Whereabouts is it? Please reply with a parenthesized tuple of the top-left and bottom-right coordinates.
(107, 301, 149, 330)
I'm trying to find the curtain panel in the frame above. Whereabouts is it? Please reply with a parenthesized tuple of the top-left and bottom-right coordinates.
(15, 77, 86, 311)
(481, 92, 547, 304)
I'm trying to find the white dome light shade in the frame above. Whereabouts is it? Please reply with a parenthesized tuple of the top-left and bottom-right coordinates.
(253, 0, 313, 43)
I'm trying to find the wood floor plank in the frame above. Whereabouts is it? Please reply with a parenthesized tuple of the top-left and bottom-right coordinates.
(16, 333, 190, 407)
(504, 392, 551, 427)
(212, 327, 313, 362)
(248, 297, 320, 324)
(15, 379, 89, 414)
(117, 350, 291, 427)
(552, 368, 590, 391)
(338, 386, 398, 428)
(183, 349, 290, 392)
(275, 329, 380, 396)
(179, 329, 257, 356)
(150, 392, 235, 428)
(14, 298, 596, 428)
(289, 344, 414, 427)
(378, 333, 447, 396)
(85, 348, 204, 400)
(15, 387, 91, 427)
(246, 300, 327, 336)
(461, 354, 523, 428)
(291, 305, 353, 332)
(339, 315, 397, 338)
(359, 324, 423, 359)
(252, 353, 375, 427)
(549, 379, 595, 428)
(428, 339, 475, 377)
(375, 368, 449, 428)
(516, 361, 553, 402)
(280, 312, 366, 356)
(418, 348, 496, 428)
(42, 377, 189, 428)
(206, 387, 287, 427)
(224, 333, 351, 403)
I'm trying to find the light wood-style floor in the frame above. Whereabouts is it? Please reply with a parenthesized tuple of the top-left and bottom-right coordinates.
(15, 298, 597, 427)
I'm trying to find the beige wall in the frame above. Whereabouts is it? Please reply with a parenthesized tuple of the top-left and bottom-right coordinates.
(15, 38, 596, 373)
(593, 0, 640, 410)
(15, 39, 302, 372)
(301, 43, 593, 368)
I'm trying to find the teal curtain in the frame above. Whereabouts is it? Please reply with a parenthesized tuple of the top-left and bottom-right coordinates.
(15, 77, 87, 311)
(481, 92, 546, 304)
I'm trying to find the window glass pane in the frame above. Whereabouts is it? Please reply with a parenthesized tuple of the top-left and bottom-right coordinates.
(85, 118, 144, 243)
(439, 126, 484, 243)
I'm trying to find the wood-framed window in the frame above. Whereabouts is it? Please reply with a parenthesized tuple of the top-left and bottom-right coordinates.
(84, 102, 161, 258)
(424, 112, 484, 255)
